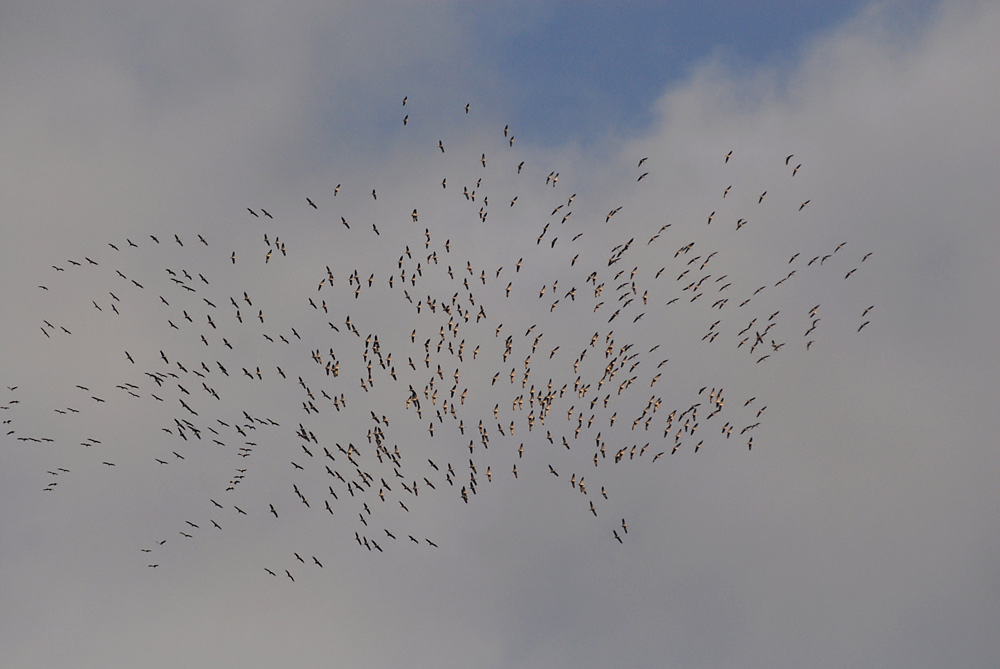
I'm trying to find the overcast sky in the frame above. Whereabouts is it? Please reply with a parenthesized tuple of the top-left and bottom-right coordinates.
(2, 1, 999, 667)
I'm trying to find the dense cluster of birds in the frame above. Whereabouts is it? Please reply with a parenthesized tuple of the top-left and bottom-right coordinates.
(4, 97, 874, 581)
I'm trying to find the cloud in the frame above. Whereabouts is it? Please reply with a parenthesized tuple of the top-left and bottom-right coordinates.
(2, 1, 999, 667)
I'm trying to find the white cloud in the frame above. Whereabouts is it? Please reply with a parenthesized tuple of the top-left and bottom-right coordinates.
(2, 1, 999, 667)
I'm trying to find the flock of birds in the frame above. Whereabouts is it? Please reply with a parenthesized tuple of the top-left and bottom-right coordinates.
(4, 98, 874, 581)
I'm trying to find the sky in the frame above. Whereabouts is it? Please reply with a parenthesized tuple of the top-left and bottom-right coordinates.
(2, 1, 999, 667)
